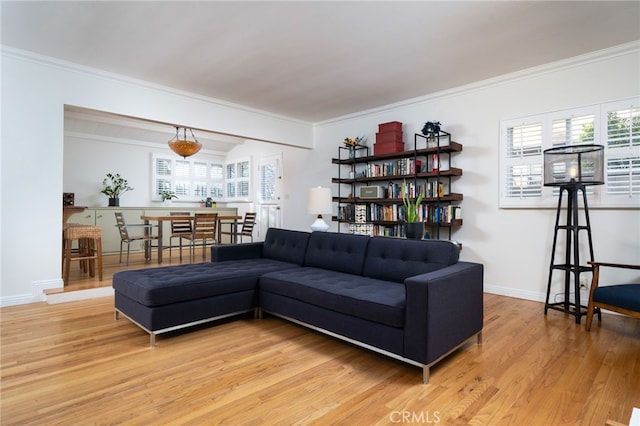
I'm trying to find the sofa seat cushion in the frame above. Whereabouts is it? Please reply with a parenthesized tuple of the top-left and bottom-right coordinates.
(260, 267, 405, 328)
(113, 259, 300, 307)
(593, 284, 640, 312)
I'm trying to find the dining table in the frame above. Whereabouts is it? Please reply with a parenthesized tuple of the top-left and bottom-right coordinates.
(140, 214, 243, 264)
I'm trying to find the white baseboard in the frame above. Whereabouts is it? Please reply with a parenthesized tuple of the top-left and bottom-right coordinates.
(46, 286, 114, 304)
(484, 284, 546, 303)
(0, 278, 63, 307)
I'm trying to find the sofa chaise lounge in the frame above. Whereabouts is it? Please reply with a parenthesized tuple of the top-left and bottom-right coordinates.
(112, 228, 484, 383)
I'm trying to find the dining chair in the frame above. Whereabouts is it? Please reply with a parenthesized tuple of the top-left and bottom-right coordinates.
(220, 212, 257, 243)
(169, 211, 192, 263)
(180, 213, 218, 263)
(114, 212, 159, 266)
(585, 261, 640, 331)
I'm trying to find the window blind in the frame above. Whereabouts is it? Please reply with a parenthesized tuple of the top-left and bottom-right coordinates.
(500, 98, 639, 208)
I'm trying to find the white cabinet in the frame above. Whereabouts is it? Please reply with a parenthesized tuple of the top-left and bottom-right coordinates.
(66, 209, 96, 226)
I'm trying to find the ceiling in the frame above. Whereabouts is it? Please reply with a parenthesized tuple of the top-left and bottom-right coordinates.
(2, 1, 639, 147)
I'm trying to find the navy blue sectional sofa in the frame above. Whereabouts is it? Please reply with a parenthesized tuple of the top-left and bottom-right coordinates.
(112, 228, 483, 383)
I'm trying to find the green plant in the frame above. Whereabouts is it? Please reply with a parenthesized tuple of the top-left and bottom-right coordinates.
(100, 173, 133, 198)
(401, 179, 424, 223)
(160, 190, 178, 202)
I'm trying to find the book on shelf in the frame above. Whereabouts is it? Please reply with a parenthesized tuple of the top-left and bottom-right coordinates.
(349, 223, 374, 236)
(386, 181, 445, 200)
(365, 159, 422, 178)
(355, 204, 367, 224)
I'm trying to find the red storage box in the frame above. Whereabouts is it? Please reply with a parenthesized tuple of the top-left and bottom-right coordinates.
(374, 141, 405, 155)
(376, 130, 403, 144)
(378, 121, 402, 132)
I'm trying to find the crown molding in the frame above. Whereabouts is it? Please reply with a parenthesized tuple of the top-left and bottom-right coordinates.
(0, 45, 311, 126)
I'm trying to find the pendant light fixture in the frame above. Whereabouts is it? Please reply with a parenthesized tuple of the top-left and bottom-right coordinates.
(168, 126, 202, 158)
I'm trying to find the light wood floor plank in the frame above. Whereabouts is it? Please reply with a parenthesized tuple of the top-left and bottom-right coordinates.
(2, 256, 639, 425)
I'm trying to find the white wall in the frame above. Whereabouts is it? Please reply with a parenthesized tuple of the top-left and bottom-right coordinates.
(2, 43, 639, 307)
(64, 134, 216, 208)
(312, 43, 640, 301)
(0, 48, 313, 306)
(224, 139, 314, 239)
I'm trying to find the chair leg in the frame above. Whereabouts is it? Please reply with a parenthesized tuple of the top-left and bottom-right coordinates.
(586, 305, 595, 331)
(96, 237, 103, 281)
(119, 241, 124, 264)
(126, 243, 131, 266)
(63, 238, 72, 285)
(586, 264, 600, 331)
(87, 239, 96, 277)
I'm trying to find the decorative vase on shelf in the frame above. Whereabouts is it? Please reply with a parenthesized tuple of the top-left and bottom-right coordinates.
(108, 197, 120, 207)
(405, 222, 425, 240)
(349, 146, 356, 159)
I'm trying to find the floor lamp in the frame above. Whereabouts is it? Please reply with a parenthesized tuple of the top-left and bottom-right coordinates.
(543, 144, 604, 324)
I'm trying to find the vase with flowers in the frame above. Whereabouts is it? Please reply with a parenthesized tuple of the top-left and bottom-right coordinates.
(101, 173, 133, 206)
(344, 136, 366, 158)
(421, 121, 441, 145)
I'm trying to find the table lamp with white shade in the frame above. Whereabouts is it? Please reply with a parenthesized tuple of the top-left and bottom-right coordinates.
(307, 186, 333, 232)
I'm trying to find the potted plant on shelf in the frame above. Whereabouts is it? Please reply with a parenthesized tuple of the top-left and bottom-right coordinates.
(100, 173, 133, 206)
(402, 179, 425, 240)
(160, 190, 178, 206)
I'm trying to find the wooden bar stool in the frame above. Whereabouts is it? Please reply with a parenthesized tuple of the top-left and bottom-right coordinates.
(63, 224, 103, 285)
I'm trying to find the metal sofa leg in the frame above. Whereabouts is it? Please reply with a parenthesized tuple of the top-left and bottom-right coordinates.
(422, 365, 430, 384)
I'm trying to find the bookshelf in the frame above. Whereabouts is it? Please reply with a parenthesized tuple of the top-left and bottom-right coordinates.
(332, 131, 463, 239)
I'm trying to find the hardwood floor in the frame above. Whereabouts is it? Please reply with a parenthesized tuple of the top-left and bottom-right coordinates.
(3, 260, 639, 424)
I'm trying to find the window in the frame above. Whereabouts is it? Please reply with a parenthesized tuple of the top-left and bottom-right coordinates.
(500, 116, 545, 207)
(602, 100, 640, 202)
(259, 160, 278, 203)
(225, 159, 251, 201)
(151, 155, 252, 202)
(500, 98, 639, 208)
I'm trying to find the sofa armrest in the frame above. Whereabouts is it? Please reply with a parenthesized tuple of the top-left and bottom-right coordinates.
(211, 242, 264, 262)
(403, 261, 484, 364)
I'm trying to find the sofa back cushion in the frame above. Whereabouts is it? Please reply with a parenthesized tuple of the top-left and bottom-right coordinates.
(262, 228, 310, 265)
(304, 231, 370, 275)
(363, 237, 460, 283)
